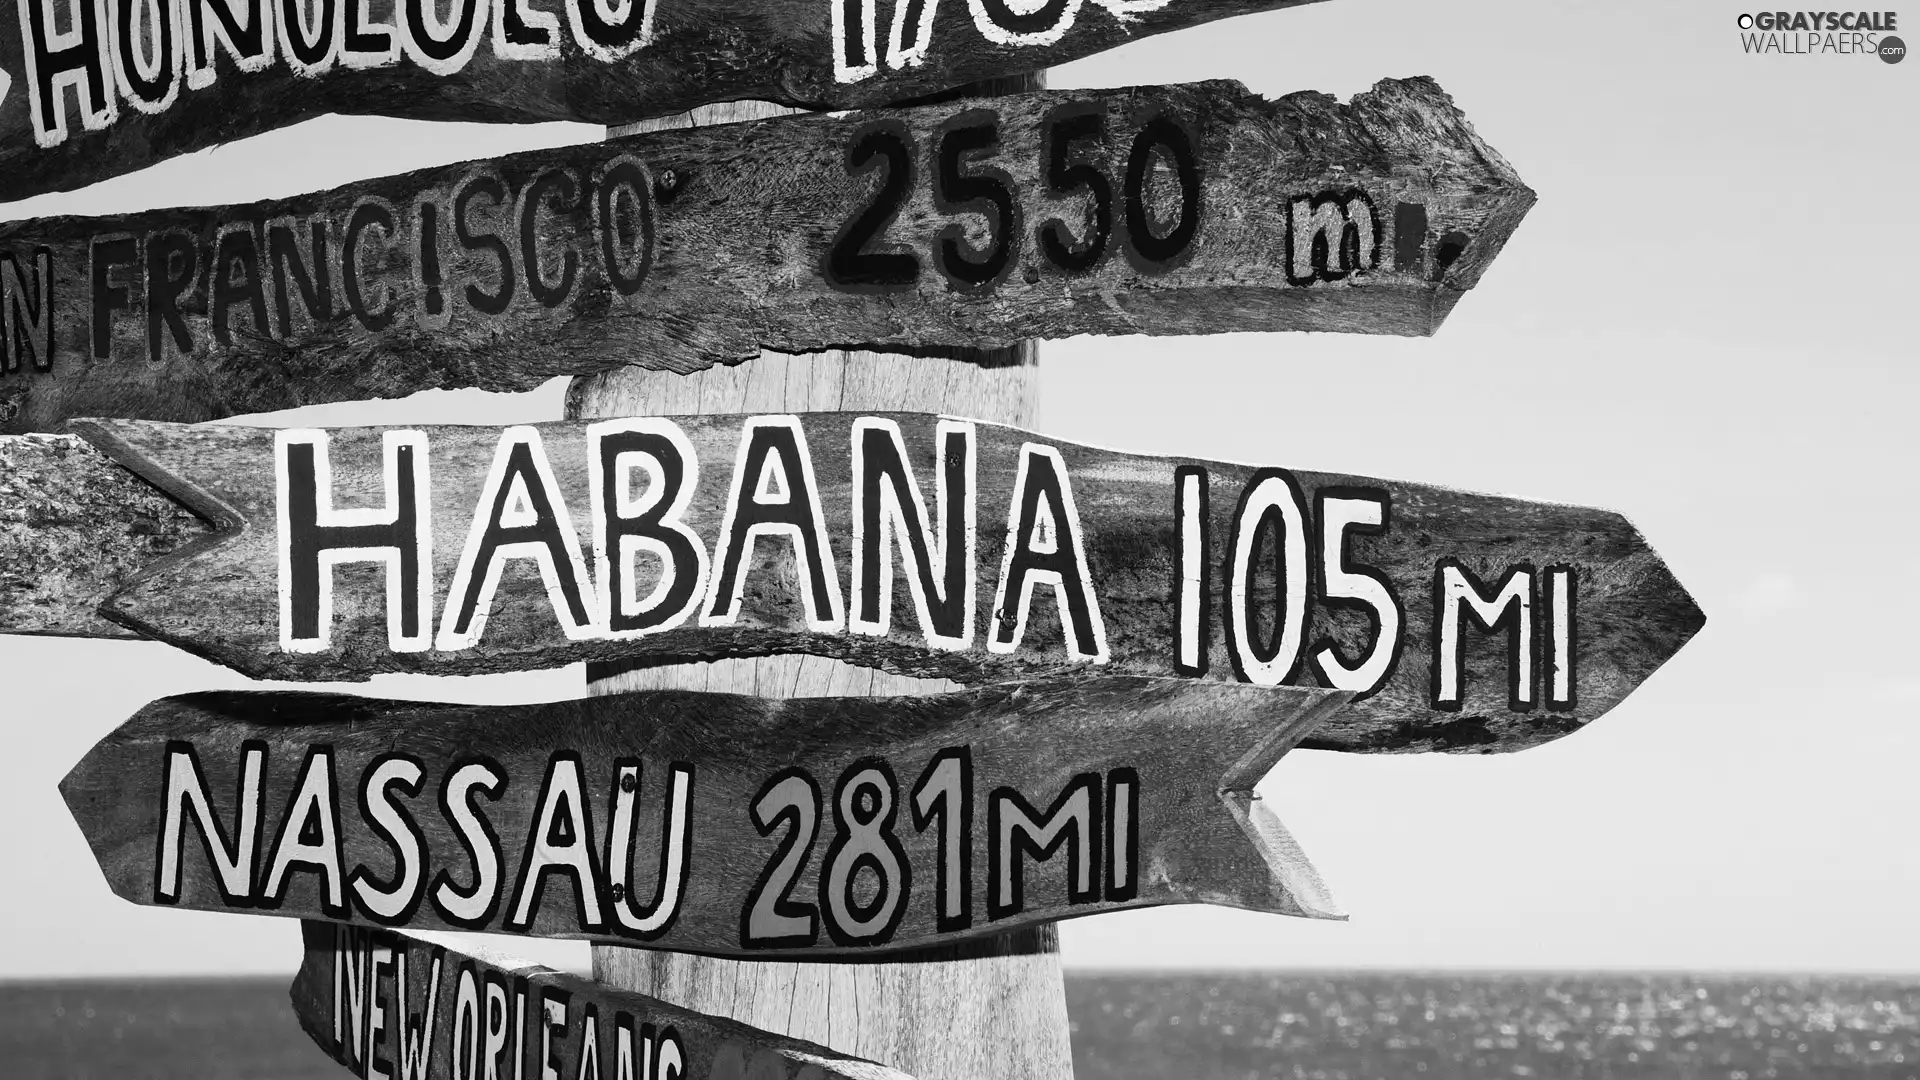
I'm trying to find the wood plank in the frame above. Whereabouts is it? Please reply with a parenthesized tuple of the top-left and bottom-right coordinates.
(0, 78, 1533, 434)
(289, 922, 916, 1080)
(0, 432, 206, 638)
(4, 411, 1703, 752)
(60, 677, 1349, 952)
(0, 0, 1335, 202)
(571, 135, 1066, 1076)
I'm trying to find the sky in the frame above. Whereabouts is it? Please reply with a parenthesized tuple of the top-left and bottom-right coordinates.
(0, 0, 1916, 978)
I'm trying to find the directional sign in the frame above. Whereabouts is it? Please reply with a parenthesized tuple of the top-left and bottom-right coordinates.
(7, 412, 1699, 752)
(0, 0, 1332, 202)
(293, 922, 914, 1080)
(61, 678, 1349, 953)
(0, 78, 1533, 434)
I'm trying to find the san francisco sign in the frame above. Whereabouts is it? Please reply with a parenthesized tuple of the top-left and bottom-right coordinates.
(0, 78, 1533, 434)
(4, 412, 1700, 752)
(294, 923, 915, 1080)
(0, 0, 1331, 200)
(62, 678, 1348, 952)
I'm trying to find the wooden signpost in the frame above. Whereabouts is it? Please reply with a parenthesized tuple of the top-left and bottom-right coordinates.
(0, 78, 1533, 435)
(0, 0, 1702, 1069)
(291, 922, 916, 1080)
(0, 0, 1334, 202)
(2, 412, 1698, 752)
(61, 677, 1349, 950)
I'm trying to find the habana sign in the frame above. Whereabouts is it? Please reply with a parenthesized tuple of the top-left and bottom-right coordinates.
(62, 678, 1348, 951)
(0, 0, 1331, 201)
(293, 923, 915, 1080)
(0, 78, 1533, 434)
(6, 413, 1701, 753)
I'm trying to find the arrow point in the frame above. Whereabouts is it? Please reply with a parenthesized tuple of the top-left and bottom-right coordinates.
(1222, 790, 1346, 922)
(1218, 687, 1352, 791)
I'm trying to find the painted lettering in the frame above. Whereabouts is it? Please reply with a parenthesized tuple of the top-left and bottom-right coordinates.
(155, 738, 264, 905)
(824, 107, 1201, 294)
(604, 760, 692, 939)
(430, 759, 507, 928)
(210, 223, 269, 347)
(1172, 465, 1208, 677)
(395, 946, 443, 1080)
(703, 416, 845, 633)
(589, 417, 707, 637)
(818, 759, 910, 946)
(519, 169, 580, 309)
(36, 162, 665, 372)
(1286, 190, 1380, 285)
(507, 753, 606, 933)
(849, 416, 975, 649)
(278, 0, 339, 74)
(261, 744, 348, 917)
(349, 754, 430, 924)
(90, 236, 135, 360)
(1308, 488, 1402, 699)
(565, 0, 653, 63)
(399, 0, 483, 74)
(111, 0, 183, 113)
(267, 216, 334, 337)
(438, 426, 596, 650)
(185, 0, 272, 90)
(144, 229, 195, 364)
(2, 247, 55, 373)
(343, 198, 401, 332)
(276, 428, 435, 653)
(18, 0, 118, 148)
(987, 442, 1107, 662)
(741, 744, 1129, 948)
(987, 772, 1098, 920)
(1431, 559, 1533, 711)
(1223, 468, 1309, 687)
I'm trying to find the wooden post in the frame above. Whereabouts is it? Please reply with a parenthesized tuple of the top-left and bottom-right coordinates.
(573, 81, 1073, 1080)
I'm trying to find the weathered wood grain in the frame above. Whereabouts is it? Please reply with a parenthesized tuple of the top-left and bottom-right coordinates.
(0, 78, 1533, 434)
(291, 922, 914, 1080)
(2, 411, 1701, 752)
(60, 677, 1349, 952)
(0, 0, 1334, 202)
(572, 170, 1066, 1079)
(0, 432, 207, 637)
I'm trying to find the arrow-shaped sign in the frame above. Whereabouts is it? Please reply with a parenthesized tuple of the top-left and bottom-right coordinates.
(0, 0, 1333, 202)
(3, 412, 1701, 752)
(62, 677, 1348, 953)
(293, 922, 915, 1080)
(0, 78, 1532, 434)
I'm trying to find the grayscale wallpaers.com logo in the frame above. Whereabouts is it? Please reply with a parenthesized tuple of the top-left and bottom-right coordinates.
(1737, 11, 1905, 59)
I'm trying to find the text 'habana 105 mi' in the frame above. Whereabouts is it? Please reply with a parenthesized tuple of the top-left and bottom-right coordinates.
(62, 679, 1349, 953)
(0, 79, 1532, 434)
(21, 411, 1703, 754)
(0, 0, 1334, 200)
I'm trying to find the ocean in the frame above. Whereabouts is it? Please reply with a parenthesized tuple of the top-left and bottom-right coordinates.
(0, 972, 1914, 1079)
